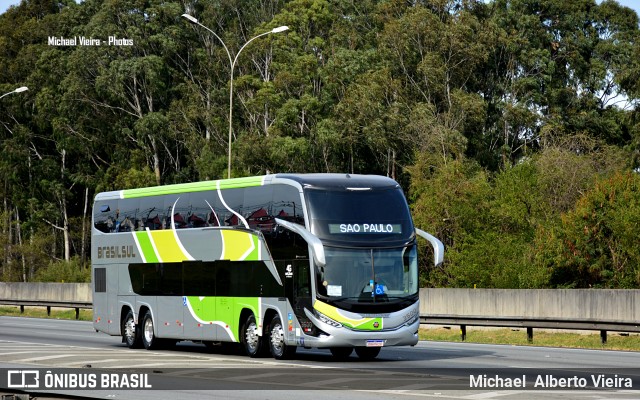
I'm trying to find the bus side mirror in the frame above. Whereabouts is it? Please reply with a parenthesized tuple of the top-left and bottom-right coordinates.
(274, 218, 326, 268)
(416, 228, 444, 266)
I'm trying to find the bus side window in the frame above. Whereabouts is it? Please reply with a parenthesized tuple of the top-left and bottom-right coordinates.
(272, 184, 303, 226)
(139, 196, 164, 230)
(183, 261, 215, 296)
(244, 186, 274, 234)
(117, 198, 139, 233)
(295, 263, 311, 298)
(219, 188, 244, 227)
(94, 201, 118, 233)
(163, 194, 188, 230)
(190, 190, 221, 228)
(267, 231, 309, 262)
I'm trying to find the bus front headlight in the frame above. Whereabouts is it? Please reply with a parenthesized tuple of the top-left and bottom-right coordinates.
(315, 311, 343, 328)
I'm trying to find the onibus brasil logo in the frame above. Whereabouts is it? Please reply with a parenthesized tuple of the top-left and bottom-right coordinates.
(7, 370, 152, 389)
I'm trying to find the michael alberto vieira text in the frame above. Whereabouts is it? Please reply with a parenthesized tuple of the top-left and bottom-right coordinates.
(470, 374, 633, 389)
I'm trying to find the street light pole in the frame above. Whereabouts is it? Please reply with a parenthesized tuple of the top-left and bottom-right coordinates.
(0, 86, 28, 100)
(182, 14, 288, 179)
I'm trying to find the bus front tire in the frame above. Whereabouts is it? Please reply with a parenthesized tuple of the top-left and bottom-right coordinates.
(241, 314, 265, 357)
(330, 347, 353, 360)
(141, 311, 159, 350)
(122, 310, 142, 349)
(268, 316, 296, 360)
(355, 346, 381, 360)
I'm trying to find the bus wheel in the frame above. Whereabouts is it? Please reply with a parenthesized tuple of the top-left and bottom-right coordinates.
(241, 314, 263, 357)
(141, 311, 159, 350)
(355, 346, 381, 360)
(268, 316, 296, 360)
(122, 310, 142, 349)
(329, 347, 353, 360)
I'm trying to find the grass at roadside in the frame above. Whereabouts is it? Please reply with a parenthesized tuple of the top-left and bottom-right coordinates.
(0, 305, 92, 321)
(420, 327, 640, 351)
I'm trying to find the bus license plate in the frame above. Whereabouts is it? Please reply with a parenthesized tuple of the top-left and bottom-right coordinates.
(366, 340, 384, 347)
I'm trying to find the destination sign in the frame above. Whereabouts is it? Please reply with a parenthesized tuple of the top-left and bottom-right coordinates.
(328, 223, 402, 234)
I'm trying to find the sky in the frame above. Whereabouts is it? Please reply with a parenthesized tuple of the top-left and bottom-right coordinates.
(1, 0, 640, 15)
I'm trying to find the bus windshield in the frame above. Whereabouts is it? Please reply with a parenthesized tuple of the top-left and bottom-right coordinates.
(316, 245, 418, 303)
(305, 187, 413, 245)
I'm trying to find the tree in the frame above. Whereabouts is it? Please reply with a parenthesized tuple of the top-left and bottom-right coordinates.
(534, 172, 640, 288)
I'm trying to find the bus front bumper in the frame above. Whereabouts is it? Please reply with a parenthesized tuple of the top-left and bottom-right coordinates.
(296, 311, 420, 348)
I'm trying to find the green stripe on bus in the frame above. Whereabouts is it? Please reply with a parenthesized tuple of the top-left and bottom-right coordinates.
(314, 300, 383, 331)
(135, 231, 159, 263)
(249, 234, 260, 260)
(185, 296, 260, 342)
(217, 176, 264, 190)
(122, 176, 264, 199)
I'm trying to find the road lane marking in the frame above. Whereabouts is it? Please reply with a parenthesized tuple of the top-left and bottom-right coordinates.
(56, 358, 119, 367)
(462, 392, 517, 399)
(0, 351, 42, 356)
(299, 377, 362, 387)
(384, 383, 443, 390)
(12, 354, 74, 362)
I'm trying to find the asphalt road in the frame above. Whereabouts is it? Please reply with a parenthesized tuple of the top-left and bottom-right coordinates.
(1, 316, 639, 399)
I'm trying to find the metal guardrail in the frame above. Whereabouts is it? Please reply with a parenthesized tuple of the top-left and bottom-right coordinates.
(0, 300, 91, 320)
(420, 314, 640, 344)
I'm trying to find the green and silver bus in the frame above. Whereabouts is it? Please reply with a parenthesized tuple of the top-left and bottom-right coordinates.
(91, 174, 443, 360)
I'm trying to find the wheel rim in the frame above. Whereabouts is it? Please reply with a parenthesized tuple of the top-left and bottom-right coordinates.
(124, 316, 136, 344)
(245, 321, 259, 353)
(270, 322, 285, 356)
(144, 316, 154, 344)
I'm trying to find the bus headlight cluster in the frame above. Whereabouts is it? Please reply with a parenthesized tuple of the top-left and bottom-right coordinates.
(315, 311, 342, 328)
(402, 308, 419, 326)
(405, 314, 419, 326)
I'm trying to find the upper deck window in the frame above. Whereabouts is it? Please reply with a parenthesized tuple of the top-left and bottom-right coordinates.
(93, 184, 303, 234)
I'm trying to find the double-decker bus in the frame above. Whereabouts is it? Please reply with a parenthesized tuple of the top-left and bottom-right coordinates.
(91, 174, 443, 360)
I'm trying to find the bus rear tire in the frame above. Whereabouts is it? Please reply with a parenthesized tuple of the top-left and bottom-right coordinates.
(122, 310, 142, 349)
(241, 314, 265, 357)
(141, 310, 160, 350)
(268, 316, 296, 360)
(355, 346, 381, 360)
(330, 347, 353, 360)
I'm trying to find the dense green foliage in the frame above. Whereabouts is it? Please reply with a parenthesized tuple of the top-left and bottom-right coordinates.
(1, 0, 639, 286)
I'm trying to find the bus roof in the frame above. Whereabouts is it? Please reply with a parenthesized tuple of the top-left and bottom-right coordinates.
(274, 173, 399, 190)
(94, 173, 399, 201)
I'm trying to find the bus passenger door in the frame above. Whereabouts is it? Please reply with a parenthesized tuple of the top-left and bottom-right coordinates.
(284, 260, 313, 338)
(294, 261, 312, 314)
(92, 266, 109, 334)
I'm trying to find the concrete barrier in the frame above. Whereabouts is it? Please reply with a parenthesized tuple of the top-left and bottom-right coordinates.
(419, 288, 640, 342)
(0, 282, 92, 319)
(419, 288, 640, 323)
(0, 282, 92, 303)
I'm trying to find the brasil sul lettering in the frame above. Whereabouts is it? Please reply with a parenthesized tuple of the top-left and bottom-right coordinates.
(97, 245, 136, 259)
